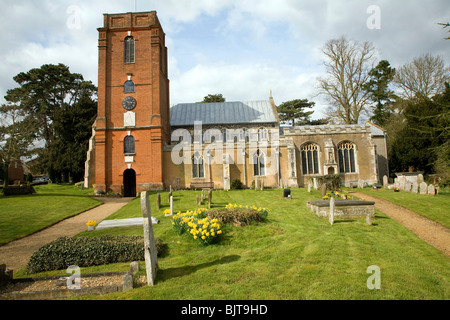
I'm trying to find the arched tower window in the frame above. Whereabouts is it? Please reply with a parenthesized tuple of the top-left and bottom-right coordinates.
(124, 36, 135, 64)
(124, 80, 135, 93)
(124, 135, 135, 155)
(338, 141, 356, 173)
(301, 143, 320, 175)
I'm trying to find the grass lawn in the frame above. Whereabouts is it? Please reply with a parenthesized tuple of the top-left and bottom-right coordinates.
(355, 187, 450, 228)
(0, 184, 102, 245)
(51, 188, 450, 300)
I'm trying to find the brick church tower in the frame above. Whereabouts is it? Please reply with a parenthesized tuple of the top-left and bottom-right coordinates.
(92, 12, 169, 196)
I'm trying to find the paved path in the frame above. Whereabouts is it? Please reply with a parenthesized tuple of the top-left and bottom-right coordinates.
(0, 197, 132, 273)
(351, 192, 450, 257)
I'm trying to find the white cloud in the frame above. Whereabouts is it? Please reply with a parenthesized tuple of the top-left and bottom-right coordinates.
(0, 0, 449, 123)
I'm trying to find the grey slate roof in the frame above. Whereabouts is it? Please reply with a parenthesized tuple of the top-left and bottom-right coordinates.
(170, 100, 278, 127)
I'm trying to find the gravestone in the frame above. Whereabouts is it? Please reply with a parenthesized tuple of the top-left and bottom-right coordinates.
(313, 178, 318, 190)
(260, 179, 264, 191)
(383, 175, 388, 188)
(417, 174, 424, 184)
(321, 184, 327, 198)
(208, 190, 212, 209)
(140, 191, 158, 286)
(404, 182, 412, 192)
(168, 190, 172, 203)
(254, 178, 258, 191)
(399, 176, 406, 191)
(156, 193, 161, 210)
(170, 196, 174, 215)
(412, 182, 418, 194)
(307, 184, 311, 193)
(427, 184, 435, 196)
(420, 182, 428, 195)
(366, 214, 372, 225)
(196, 195, 200, 205)
(329, 197, 335, 225)
(394, 178, 399, 189)
(123, 273, 134, 291)
(358, 180, 364, 189)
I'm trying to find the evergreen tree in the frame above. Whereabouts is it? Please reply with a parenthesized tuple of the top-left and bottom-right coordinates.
(363, 60, 396, 126)
(277, 99, 315, 126)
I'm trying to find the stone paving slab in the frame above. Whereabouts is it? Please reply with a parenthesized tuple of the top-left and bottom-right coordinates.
(96, 217, 159, 230)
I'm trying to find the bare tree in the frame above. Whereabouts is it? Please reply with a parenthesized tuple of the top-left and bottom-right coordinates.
(317, 36, 376, 124)
(393, 54, 449, 100)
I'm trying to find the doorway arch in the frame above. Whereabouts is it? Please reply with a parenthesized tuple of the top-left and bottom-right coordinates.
(123, 169, 136, 197)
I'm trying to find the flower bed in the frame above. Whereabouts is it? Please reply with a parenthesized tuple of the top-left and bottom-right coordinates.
(171, 205, 269, 246)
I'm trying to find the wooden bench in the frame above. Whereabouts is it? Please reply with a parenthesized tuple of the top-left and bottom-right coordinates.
(190, 182, 214, 190)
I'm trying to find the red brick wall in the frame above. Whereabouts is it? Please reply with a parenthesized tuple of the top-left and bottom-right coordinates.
(94, 12, 169, 194)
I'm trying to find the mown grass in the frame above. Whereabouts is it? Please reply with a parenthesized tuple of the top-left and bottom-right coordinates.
(59, 188, 450, 300)
(355, 187, 450, 228)
(0, 184, 102, 245)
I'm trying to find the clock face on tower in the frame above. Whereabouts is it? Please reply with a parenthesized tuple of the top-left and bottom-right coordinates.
(122, 96, 137, 111)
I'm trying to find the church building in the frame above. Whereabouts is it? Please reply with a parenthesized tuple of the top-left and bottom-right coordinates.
(84, 11, 388, 195)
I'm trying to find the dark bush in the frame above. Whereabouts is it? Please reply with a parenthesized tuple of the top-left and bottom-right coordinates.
(25, 235, 166, 274)
(207, 208, 267, 226)
(2, 185, 35, 196)
(230, 179, 243, 189)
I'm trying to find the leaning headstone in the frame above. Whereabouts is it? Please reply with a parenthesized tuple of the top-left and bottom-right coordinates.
(420, 182, 428, 195)
(412, 182, 418, 194)
(427, 184, 435, 196)
(156, 193, 161, 210)
(383, 175, 388, 188)
(329, 197, 335, 225)
(321, 184, 327, 198)
(307, 184, 311, 193)
(140, 191, 158, 286)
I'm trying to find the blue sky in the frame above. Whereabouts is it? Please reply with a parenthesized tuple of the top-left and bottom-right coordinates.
(0, 0, 449, 120)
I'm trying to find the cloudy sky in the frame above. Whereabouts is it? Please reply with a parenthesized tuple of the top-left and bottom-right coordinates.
(0, 0, 449, 119)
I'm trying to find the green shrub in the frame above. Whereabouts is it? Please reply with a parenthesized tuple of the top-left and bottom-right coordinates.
(25, 235, 166, 274)
(207, 207, 268, 226)
(231, 179, 243, 189)
(2, 185, 36, 196)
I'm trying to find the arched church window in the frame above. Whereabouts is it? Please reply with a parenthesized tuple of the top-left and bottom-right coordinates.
(124, 135, 135, 155)
(124, 80, 135, 93)
(301, 143, 319, 175)
(124, 36, 135, 63)
(253, 149, 265, 176)
(338, 141, 356, 173)
(192, 152, 204, 178)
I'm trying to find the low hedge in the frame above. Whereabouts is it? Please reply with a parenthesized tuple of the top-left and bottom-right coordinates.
(25, 235, 165, 274)
(207, 208, 267, 226)
(2, 185, 36, 196)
